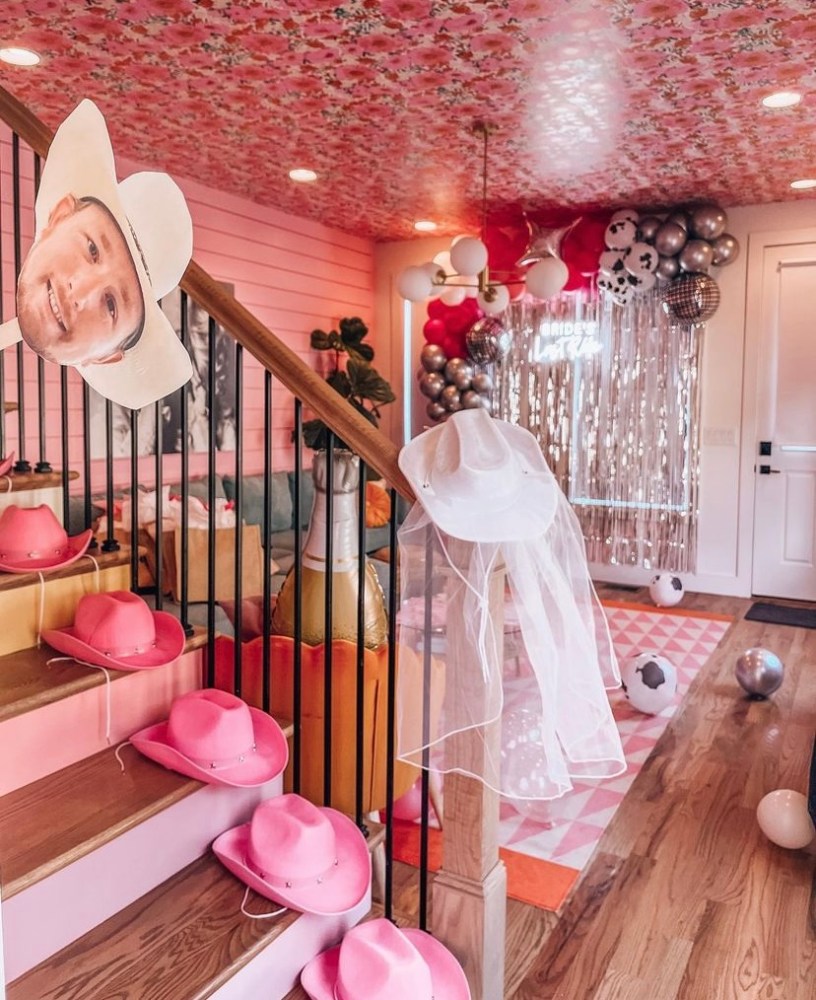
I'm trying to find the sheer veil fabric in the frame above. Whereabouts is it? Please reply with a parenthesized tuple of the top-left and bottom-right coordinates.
(396, 410, 625, 801)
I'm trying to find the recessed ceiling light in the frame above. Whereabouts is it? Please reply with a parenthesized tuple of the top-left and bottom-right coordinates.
(289, 168, 318, 183)
(791, 178, 816, 190)
(0, 47, 40, 67)
(762, 90, 802, 109)
(414, 220, 437, 232)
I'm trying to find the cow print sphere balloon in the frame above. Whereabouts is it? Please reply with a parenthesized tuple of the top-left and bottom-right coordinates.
(621, 653, 678, 715)
(649, 573, 684, 607)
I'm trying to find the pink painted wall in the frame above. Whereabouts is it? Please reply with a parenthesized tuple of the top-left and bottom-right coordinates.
(0, 127, 375, 495)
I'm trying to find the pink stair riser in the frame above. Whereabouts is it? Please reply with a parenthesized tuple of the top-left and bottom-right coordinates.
(4, 777, 282, 981)
(0, 649, 202, 797)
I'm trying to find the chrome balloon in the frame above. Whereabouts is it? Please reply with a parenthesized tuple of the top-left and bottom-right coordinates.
(471, 371, 494, 394)
(418, 371, 446, 400)
(440, 384, 462, 412)
(735, 647, 784, 699)
(425, 399, 446, 421)
(655, 254, 680, 280)
(420, 343, 448, 373)
(654, 221, 687, 257)
(637, 215, 662, 243)
(461, 389, 484, 409)
(678, 239, 714, 274)
(689, 203, 727, 241)
(667, 210, 690, 231)
(711, 232, 740, 267)
(444, 357, 474, 391)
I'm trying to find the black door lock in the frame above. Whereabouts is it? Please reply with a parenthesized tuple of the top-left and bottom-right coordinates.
(759, 441, 772, 456)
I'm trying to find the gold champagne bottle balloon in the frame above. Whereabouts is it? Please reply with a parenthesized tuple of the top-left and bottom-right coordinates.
(272, 450, 388, 649)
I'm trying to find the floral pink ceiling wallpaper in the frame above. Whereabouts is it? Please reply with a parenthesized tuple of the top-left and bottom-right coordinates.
(1, 0, 815, 240)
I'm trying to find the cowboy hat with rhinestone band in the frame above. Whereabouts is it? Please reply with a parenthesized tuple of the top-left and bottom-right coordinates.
(0, 453, 14, 477)
(130, 689, 288, 787)
(213, 793, 371, 916)
(42, 591, 185, 671)
(0, 504, 93, 574)
(301, 917, 471, 1000)
(0, 99, 193, 410)
(398, 408, 559, 542)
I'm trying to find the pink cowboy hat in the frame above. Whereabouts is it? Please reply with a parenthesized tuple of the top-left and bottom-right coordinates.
(0, 452, 15, 477)
(301, 918, 471, 1000)
(42, 591, 185, 671)
(130, 688, 288, 787)
(213, 793, 371, 916)
(0, 504, 93, 573)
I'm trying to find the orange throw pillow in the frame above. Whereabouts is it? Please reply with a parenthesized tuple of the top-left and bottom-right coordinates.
(365, 482, 391, 527)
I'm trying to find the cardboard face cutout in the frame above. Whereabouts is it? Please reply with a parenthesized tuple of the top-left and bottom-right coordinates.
(0, 100, 193, 410)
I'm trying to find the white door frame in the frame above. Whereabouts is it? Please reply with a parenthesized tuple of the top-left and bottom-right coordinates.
(737, 226, 816, 597)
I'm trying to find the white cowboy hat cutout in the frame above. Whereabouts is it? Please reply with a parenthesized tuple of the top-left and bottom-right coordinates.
(0, 99, 193, 410)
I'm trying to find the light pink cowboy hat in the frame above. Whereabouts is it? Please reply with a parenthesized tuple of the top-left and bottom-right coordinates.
(0, 452, 15, 477)
(213, 793, 371, 916)
(301, 917, 471, 1000)
(42, 591, 185, 671)
(0, 504, 93, 573)
(130, 688, 288, 787)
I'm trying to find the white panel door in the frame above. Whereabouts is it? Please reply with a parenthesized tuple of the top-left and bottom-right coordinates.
(752, 243, 816, 599)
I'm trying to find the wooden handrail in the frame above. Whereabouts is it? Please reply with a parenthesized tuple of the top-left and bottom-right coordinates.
(0, 84, 415, 501)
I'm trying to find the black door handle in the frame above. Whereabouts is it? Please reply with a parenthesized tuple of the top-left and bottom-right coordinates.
(758, 465, 781, 475)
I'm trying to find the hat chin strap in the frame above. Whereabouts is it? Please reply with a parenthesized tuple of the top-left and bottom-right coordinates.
(239, 885, 287, 921)
(47, 655, 113, 745)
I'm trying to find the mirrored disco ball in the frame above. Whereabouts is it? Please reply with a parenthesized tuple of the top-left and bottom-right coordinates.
(466, 317, 511, 364)
(664, 272, 720, 323)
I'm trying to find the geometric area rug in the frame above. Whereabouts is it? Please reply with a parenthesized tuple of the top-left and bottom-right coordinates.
(391, 603, 732, 912)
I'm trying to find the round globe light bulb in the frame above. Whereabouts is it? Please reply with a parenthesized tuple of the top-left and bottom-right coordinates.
(478, 284, 510, 315)
(421, 260, 445, 285)
(450, 236, 489, 277)
(397, 266, 434, 302)
(440, 284, 467, 306)
(525, 257, 569, 300)
(433, 250, 454, 274)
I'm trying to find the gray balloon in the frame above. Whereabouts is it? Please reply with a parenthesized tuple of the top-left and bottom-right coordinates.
(445, 358, 474, 391)
(420, 343, 447, 373)
(461, 389, 485, 409)
(654, 221, 688, 257)
(667, 210, 690, 231)
(678, 239, 714, 273)
(418, 371, 445, 400)
(471, 371, 494, 394)
(440, 384, 462, 412)
(689, 203, 727, 240)
(426, 400, 446, 421)
(735, 647, 784, 699)
(637, 215, 662, 243)
(655, 254, 680, 280)
(711, 232, 740, 267)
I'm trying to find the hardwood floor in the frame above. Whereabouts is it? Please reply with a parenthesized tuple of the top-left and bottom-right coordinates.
(373, 588, 816, 1000)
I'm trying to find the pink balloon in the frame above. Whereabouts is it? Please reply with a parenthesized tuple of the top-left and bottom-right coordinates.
(391, 780, 423, 821)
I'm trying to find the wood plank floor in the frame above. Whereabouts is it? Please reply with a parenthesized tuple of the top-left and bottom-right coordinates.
(287, 588, 816, 1000)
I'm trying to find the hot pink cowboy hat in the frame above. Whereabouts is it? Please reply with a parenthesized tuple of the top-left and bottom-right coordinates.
(42, 591, 185, 671)
(0, 504, 93, 573)
(130, 688, 288, 787)
(213, 793, 371, 916)
(0, 452, 15, 477)
(301, 917, 471, 1000)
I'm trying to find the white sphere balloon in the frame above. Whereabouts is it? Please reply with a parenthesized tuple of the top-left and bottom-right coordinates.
(629, 270, 657, 292)
(459, 276, 480, 297)
(599, 249, 626, 277)
(439, 284, 467, 306)
(421, 260, 445, 284)
(397, 266, 434, 302)
(450, 236, 488, 276)
(620, 653, 678, 714)
(605, 218, 638, 250)
(649, 573, 684, 607)
(756, 790, 815, 850)
(433, 250, 455, 274)
(611, 207, 639, 226)
(625, 242, 660, 277)
(525, 257, 568, 299)
(478, 284, 510, 315)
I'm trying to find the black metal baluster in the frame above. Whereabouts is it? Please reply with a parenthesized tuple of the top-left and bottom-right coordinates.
(293, 399, 303, 794)
(323, 432, 335, 807)
(206, 315, 217, 686)
(233, 343, 243, 699)
(154, 399, 163, 612)
(419, 525, 434, 932)
(11, 134, 29, 474)
(130, 408, 139, 592)
(261, 370, 272, 716)
(355, 459, 368, 831)
(60, 368, 69, 528)
(101, 399, 119, 552)
(82, 383, 97, 547)
(384, 488, 399, 921)
(32, 153, 50, 474)
(179, 293, 193, 636)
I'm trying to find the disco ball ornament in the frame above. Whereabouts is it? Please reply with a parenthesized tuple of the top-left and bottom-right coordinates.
(664, 272, 720, 323)
(735, 647, 784, 699)
(756, 790, 815, 850)
(466, 317, 511, 364)
(620, 652, 678, 715)
(649, 573, 684, 607)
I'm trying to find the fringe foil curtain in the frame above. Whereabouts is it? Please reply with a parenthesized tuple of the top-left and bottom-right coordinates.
(496, 287, 702, 573)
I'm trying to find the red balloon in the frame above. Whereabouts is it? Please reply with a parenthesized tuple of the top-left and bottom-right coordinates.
(562, 262, 592, 292)
(441, 333, 465, 359)
(423, 318, 447, 345)
(427, 298, 447, 320)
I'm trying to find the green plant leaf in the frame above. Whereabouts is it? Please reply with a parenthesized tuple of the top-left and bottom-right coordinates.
(326, 369, 352, 398)
(310, 328, 334, 351)
(339, 316, 369, 346)
(347, 359, 397, 404)
(345, 342, 375, 363)
(301, 418, 329, 450)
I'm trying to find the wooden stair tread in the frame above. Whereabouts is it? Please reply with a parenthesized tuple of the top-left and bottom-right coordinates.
(8, 854, 301, 1000)
(0, 546, 131, 593)
(0, 627, 209, 723)
(4, 400, 17, 412)
(1, 469, 79, 491)
(0, 746, 202, 898)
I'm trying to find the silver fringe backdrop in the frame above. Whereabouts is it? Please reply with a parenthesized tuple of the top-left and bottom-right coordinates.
(496, 287, 702, 573)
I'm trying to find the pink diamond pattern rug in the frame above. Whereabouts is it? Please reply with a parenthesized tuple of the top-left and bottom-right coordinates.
(498, 604, 732, 878)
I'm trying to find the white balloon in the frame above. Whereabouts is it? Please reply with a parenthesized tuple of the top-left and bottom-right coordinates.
(439, 284, 467, 306)
(605, 219, 638, 251)
(624, 241, 660, 276)
(397, 265, 434, 302)
(478, 284, 509, 315)
(450, 236, 488, 276)
(599, 249, 625, 277)
(421, 260, 445, 286)
(629, 270, 657, 292)
(525, 257, 568, 299)
(611, 207, 639, 226)
(649, 574, 684, 607)
(620, 653, 678, 715)
(460, 275, 479, 298)
(433, 250, 455, 274)
(756, 790, 815, 850)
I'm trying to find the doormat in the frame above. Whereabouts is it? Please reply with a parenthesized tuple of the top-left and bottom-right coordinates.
(745, 601, 816, 629)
